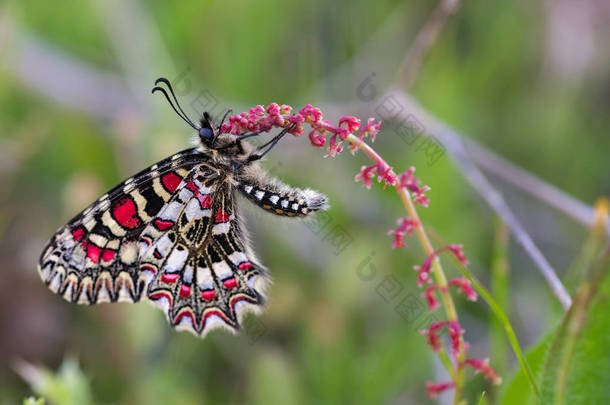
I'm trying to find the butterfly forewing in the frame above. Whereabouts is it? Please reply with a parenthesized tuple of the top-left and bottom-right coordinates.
(139, 165, 268, 336)
(37, 148, 205, 305)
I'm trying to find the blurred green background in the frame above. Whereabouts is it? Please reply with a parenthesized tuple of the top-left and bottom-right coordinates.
(1, 0, 609, 404)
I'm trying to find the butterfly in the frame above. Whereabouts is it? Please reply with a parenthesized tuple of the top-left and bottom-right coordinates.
(37, 78, 328, 338)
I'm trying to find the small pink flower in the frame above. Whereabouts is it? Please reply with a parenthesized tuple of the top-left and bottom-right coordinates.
(299, 104, 323, 125)
(397, 167, 430, 207)
(464, 358, 502, 385)
(414, 262, 432, 287)
(447, 244, 469, 266)
(387, 217, 419, 249)
(265, 102, 280, 116)
(339, 116, 361, 134)
(360, 118, 382, 142)
(447, 321, 464, 359)
(421, 321, 447, 352)
(423, 284, 440, 310)
(376, 165, 397, 188)
(415, 245, 470, 287)
(287, 114, 305, 136)
(324, 134, 343, 157)
(426, 381, 454, 398)
(449, 278, 477, 301)
(354, 164, 378, 189)
(421, 321, 465, 359)
(308, 130, 326, 147)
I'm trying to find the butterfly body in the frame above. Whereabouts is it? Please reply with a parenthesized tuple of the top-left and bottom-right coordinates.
(38, 90, 328, 337)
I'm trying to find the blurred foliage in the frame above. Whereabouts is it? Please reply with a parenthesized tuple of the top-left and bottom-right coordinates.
(1, 0, 609, 404)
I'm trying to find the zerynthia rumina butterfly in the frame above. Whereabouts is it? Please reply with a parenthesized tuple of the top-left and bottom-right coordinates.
(37, 78, 329, 338)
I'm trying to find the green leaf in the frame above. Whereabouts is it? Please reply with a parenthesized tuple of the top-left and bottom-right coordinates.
(23, 397, 45, 405)
(540, 260, 610, 404)
(499, 332, 554, 405)
(16, 357, 94, 405)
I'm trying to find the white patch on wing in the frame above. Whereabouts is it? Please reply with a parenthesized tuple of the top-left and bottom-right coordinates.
(183, 264, 194, 284)
(185, 198, 206, 221)
(155, 235, 174, 257)
(228, 251, 248, 265)
(291, 203, 299, 210)
(165, 246, 188, 273)
(212, 261, 233, 279)
(213, 222, 230, 235)
(254, 190, 264, 200)
(178, 188, 194, 202)
(160, 201, 184, 221)
(281, 200, 289, 208)
(269, 195, 279, 204)
(196, 266, 214, 290)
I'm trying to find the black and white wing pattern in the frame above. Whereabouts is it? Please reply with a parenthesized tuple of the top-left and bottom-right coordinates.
(37, 148, 205, 304)
(138, 165, 268, 337)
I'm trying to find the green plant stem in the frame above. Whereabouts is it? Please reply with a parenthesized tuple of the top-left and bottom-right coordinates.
(346, 133, 467, 404)
(490, 219, 509, 378)
(450, 258, 541, 400)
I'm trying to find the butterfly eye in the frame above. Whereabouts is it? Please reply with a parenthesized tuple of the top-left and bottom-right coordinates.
(199, 127, 213, 141)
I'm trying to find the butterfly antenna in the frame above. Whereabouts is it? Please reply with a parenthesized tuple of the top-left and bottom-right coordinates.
(249, 124, 295, 161)
(218, 109, 232, 131)
(152, 78, 198, 130)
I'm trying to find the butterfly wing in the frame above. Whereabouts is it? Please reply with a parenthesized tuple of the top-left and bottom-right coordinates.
(37, 148, 206, 304)
(139, 165, 269, 337)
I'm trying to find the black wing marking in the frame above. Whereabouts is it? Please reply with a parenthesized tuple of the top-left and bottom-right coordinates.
(139, 165, 269, 337)
(37, 148, 208, 305)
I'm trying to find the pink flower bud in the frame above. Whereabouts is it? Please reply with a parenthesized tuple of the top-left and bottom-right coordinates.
(387, 217, 419, 249)
(360, 118, 382, 142)
(308, 130, 326, 147)
(426, 381, 454, 398)
(449, 278, 477, 301)
(339, 116, 361, 134)
(423, 284, 440, 311)
(464, 358, 502, 385)
(354, 164, 378, 189)
(447, 244, 469, 266)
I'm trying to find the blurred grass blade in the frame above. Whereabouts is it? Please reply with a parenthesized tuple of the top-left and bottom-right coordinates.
(14, 357, 94, 405)
(448, 256, 541, 400)
(490, 218, 509, 379)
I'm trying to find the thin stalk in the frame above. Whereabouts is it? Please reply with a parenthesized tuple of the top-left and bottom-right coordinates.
(346, 133, 467, 403)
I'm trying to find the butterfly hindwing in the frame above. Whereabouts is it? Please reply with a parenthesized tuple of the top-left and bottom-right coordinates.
(140, 165, 269, 337)
(37, 148, 206, 305)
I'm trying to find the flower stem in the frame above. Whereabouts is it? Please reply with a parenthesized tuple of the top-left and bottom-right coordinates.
(346, 133, 466, 402)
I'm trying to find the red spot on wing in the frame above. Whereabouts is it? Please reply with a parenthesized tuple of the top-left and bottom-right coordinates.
(201, 289, 216, 301)
(175, 310, 196, 325)
(72, 227, 86, 242)
(161, 273, 180, 283)
(185, 180, 199, 192)
(141, 264, 157, 274)
(162, 172, 182, 193)
(179, 284, 191, 298)
(197, 194, 212, 209)
(101, 248, 115, 262)
(215, 210, 229, 223)
(229, 294, 257, 315)
(201, 308, 231, 326)
(149, 291, 173, 307)
(112, 197, 141, 229)
(223, 277, 237, 289)
(238, 262, 253, 270)
(86, 243, 102, 263)
(154, 219, 174, 231)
